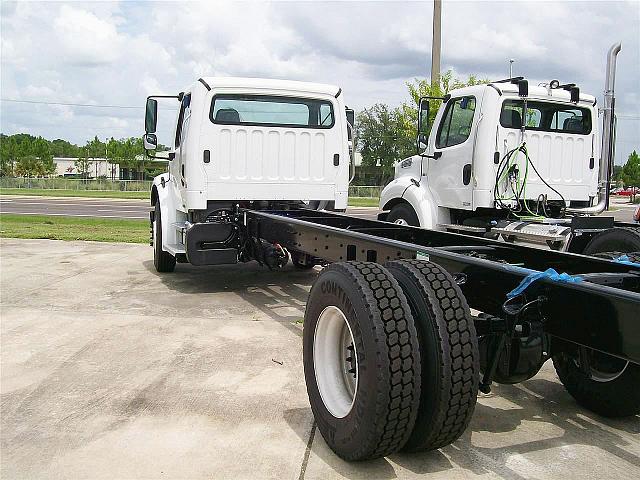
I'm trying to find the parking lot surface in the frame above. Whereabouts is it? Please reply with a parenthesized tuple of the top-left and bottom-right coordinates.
(1, 238, 639, 479)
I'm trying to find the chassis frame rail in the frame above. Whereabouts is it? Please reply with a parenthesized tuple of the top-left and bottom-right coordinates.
(244, 208, 640, 365)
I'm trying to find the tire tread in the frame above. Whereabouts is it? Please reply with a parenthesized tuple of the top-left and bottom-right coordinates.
(387, 259, 479, 451)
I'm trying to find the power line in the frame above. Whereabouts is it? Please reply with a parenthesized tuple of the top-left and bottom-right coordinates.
(1, 98, 142, 109)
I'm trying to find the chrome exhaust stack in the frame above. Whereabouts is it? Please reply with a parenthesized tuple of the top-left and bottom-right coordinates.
(567, 42, 621, 216)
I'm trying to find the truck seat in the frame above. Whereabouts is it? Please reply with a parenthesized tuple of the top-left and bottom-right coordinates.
(215, 108, 240, 123)
(500, 109, 522, 129)
(563, 117, 584, 133)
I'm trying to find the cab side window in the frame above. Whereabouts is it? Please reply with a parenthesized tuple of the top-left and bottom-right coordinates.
(436, 96, 476, 148)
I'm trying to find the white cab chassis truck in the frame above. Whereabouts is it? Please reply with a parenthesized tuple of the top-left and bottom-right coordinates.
(143, 73, 640, 462)
(379, 43, 640, 257)
(144, 77, 353, 271)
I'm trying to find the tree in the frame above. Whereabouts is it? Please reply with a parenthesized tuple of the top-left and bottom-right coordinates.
(14, 156, 41, 177)
(621, 150, 640, 193)
(0, 135, 19, 176)
(356, 104, 414, 178)
(74, 151, 91, 179)
(32, 136, 55, 176)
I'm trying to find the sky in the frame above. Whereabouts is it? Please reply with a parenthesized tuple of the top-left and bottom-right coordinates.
(1, 0, 639, 164)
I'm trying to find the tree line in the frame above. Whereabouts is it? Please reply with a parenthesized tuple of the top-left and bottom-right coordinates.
(0, 134, 166, 179)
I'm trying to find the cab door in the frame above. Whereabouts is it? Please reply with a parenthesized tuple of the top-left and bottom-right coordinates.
(425, 95, 479, 209)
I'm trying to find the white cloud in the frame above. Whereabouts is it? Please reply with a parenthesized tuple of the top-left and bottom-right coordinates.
(53, 5, 122, 66)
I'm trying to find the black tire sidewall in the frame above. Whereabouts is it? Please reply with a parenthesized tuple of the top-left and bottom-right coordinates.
(583, 228, 640, 255)
(387, 203, 419, 226)
(303, 268, 386, 457)
(153, 202, 176, 272)
(153, 202, 162, 269)
(553, 353, 640, 417)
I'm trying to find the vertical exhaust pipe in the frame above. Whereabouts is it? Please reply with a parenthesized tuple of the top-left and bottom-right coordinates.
(567, 42, 621, 215)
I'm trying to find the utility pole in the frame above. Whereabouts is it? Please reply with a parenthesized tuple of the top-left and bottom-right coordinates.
(509, 59, 515, 78)
(431, 0, 442, 87)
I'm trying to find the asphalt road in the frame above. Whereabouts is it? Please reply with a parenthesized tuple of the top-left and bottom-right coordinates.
(0, 195, 380, 221)
(0, 194, 637, 222)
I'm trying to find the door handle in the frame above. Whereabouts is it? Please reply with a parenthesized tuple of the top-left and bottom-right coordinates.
(462, 164, 472, 185)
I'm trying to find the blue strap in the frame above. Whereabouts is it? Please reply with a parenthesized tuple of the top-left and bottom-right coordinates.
(507, 268, 583, 298)
(613, 255, 640, 267)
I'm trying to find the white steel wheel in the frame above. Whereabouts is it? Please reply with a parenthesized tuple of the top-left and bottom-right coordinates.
(394, 218, 409, 226)
(313, 305, 358, 418)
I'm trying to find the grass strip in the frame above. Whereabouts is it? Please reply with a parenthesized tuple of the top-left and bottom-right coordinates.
(0, 188, 149, 199)
(347, 197, 379, 207)
(0, 214, 149, 244)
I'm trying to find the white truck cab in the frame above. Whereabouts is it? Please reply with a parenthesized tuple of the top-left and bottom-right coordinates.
(143, 77, 353, 271)
(381, 81, 597, 224)
(379, 44, 636, 254)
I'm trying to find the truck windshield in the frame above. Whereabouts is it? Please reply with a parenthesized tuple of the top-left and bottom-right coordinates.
(210, 95, 334, 129)
(500, 100, 592, 135)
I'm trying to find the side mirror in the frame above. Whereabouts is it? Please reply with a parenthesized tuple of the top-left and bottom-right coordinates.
(416, 97, 430, 153)
(143, 133, 157, 151)
(145, 98, 158, 133)
(345, 108, 355, 128)
(417, 133, 428, 151)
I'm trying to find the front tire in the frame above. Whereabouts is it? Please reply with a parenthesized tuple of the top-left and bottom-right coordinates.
(153, 202, 176, 273)
(387, 203, 420, 226)
(303, 262, 421, 460)
(386, 260, 479, 452)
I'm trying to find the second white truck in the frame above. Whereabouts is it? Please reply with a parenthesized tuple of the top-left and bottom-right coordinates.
(379, 43, 640, 257)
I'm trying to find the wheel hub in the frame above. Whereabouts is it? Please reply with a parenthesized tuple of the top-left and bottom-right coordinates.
(313, 305, 358, 418)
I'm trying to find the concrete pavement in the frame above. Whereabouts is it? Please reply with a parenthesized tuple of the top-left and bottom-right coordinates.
(1, 239, 639, 479)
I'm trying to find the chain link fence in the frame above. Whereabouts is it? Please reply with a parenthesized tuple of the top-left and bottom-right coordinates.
(0, 177, 152, 191)
(0, 178, 384, 198)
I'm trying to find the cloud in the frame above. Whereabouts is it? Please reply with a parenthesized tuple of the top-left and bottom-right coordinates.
(0, 0, 638, 163)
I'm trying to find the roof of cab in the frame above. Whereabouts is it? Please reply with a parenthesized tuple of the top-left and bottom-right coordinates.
(195, 77, 341, 97)
(489, 82, 596, 105)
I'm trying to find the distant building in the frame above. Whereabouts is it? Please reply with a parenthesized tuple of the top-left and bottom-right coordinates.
(53, 157, 119, 179)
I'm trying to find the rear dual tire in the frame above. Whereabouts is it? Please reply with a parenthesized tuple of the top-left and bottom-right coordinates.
(303, 262, 421, 460)
(304, 260, 479, 460)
